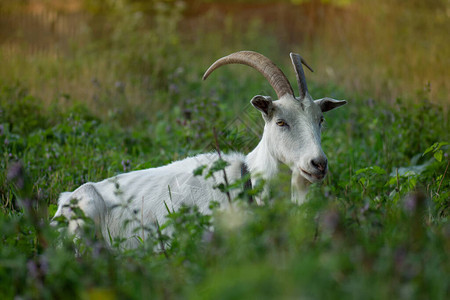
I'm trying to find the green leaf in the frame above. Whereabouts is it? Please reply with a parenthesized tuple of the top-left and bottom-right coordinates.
(206, 159, 230, 179)
(355, 166, 386, 176)
(193, 165, 207, 176)
(423, 142, 438, 156)
(437, 141, 450, 148)
(423, 141, 449, 157)
(209, 159, 229, 173)
(136, 236, 144, 245)
(355, 167, 370, 176)
(48, 204, 58, 216)
(214, 183, 229, 193)
(371, 165, 386, 175)
(408, 177, 418, 189)
(434, 150, 443, 162)
(386, 176, 397, 186)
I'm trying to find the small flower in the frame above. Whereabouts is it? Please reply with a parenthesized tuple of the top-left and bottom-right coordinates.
(115, 81, 126, 93)
(121, 159, 131, 172)
(169, 83, 179, 94)
(201, 230, 214, 244)
(403, 194, 417, 213)
(403, 191, 426, 215)
(360, 202, 369, 214)
(27, 260, 39, 279)
(322, 208, 340, 234)
(7, 162, 24, 189)
(91, 77, 101, 88)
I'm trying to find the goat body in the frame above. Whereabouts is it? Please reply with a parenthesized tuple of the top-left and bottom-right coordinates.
(54, 152, 246, 248)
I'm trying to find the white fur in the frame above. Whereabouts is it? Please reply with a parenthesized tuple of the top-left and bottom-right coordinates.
(54, 152, 246, 247)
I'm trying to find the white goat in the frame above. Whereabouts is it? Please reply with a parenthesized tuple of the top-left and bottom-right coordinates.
(53, 51, 346, 248)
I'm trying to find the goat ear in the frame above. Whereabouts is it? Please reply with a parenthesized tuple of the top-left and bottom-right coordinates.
(251, 95, 273, 116)
(315, 97, 347, 113)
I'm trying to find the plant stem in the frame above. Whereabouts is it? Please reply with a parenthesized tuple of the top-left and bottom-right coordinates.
(436, 159, 449, 194)
(212, 127, 232, 205)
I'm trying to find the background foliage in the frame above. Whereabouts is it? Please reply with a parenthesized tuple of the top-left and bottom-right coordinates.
(0, 0, 449, 299)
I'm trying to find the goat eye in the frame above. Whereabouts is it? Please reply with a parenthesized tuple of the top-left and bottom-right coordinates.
(276, 120, 287, 127)
(319, 116, 324, 125)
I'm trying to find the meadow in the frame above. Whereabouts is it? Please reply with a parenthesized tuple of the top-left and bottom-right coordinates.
(0, 0, 449, 299)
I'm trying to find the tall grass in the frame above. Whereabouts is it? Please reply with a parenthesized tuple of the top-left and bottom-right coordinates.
(0, 1, 449, 299)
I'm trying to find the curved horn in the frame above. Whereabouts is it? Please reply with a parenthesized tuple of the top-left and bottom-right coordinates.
(203, 51, 294, 99)
(290, 52, 314, 99)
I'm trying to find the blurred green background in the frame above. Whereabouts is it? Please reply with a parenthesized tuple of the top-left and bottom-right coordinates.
(1, 0, 448, 118)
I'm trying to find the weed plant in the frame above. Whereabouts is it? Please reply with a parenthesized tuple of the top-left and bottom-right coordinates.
(0, 1, 449, 299)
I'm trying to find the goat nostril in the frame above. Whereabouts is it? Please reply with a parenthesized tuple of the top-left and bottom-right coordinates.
(311, 158, 327, 172)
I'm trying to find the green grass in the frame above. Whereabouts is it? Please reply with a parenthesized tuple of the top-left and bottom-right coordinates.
(0, 1, 449, 299)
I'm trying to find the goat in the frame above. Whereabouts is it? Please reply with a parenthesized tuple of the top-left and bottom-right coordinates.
(52, 51, 346, 248)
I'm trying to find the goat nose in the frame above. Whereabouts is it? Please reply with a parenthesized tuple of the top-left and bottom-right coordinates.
(311, 158, 328, 172)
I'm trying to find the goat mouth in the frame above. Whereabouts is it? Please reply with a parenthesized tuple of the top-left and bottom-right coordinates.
(300, 168, 326, 183)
